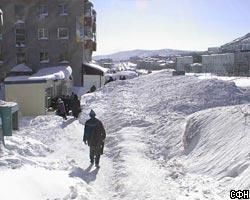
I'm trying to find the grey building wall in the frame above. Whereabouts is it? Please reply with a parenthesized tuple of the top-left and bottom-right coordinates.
(0, 0, 96, 86)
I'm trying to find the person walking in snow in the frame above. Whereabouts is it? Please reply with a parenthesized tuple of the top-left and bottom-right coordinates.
(83, 110, 106, 168)
(57, 98, 67, 120)
(72, 94, 81, 119)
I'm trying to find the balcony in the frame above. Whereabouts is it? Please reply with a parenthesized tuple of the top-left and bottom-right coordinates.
(92, 41, 96, 51)
(84, 39, 96, 51)
(84, 16, 92, 27)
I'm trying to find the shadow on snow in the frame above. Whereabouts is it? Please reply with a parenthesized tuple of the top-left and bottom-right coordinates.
(69, 164, 100, 184)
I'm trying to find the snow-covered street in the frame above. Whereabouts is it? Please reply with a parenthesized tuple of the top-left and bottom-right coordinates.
(0, 70, 250, 200)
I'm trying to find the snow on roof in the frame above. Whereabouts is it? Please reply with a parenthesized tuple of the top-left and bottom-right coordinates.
(191, 63, 202, 67)
(33, 66, 72, 80)
(84, 62, 108, 73)
(5, 76, 32, 82)
(5, 66, 72, 82)
(0, 100, 18, 107)
(11, 63, 33, 72)
(14, 20, 25, 25)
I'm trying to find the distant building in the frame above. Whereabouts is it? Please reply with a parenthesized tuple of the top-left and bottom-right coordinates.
(234, 52, 250, 76)
(82, 63, 107, 92)
(202, 53, 234, 75)
(96, 58, 114, 69)
(208, 47, 221, 54)
(176, 56, 193, 71)
(0, 0, 97, 86)
(221, 32, 250, 53)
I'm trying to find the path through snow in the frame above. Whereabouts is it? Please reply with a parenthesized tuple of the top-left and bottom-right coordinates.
(1, 70, 249, 199)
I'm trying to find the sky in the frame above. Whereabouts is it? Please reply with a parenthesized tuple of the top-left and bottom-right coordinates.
(91, 0, 250, 56)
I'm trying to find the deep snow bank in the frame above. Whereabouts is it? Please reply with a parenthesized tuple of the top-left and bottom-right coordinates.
(81, 70, 250, 190)
(183, 105, 250, 189)
(0, 116, 65, 169)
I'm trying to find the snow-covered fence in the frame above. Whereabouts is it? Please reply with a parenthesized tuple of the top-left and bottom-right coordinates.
(202, 53, 234, 75)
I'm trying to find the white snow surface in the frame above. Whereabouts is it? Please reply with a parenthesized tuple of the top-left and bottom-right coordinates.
(0, 70, 250, 199)
(188, 73, 250, 88)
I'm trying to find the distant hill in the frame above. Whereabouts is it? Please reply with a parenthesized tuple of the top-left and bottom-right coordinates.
(93, 49, 196, 61)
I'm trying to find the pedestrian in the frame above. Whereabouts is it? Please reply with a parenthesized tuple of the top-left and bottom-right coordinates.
(72, 94, 81, 119)
(56, 98, 67, 120)
(69, 92, 75, 113)
(90, 85, 96, 93)
(83, 110, 106, 168)
(64, 95, 70, 115)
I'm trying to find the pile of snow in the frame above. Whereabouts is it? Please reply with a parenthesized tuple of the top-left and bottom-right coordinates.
(183, 105, 250, 189)
(1, 69, 250, 199)
(81, 69, 250, 196)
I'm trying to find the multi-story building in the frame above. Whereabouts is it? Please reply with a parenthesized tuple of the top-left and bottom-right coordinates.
(0, 0, 97, 86)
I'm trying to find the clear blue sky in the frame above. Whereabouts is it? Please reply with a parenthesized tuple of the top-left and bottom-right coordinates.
(91, 0, 250, 55)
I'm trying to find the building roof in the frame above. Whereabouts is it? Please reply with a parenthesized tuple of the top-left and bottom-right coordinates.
(11, 63, 33, 72)
(0, 100, 18, 107)
(5, 66, 72, 83)
(33, 66, 72, 80)
(84, 62, 108, 73)
(222, 32, 250, 48)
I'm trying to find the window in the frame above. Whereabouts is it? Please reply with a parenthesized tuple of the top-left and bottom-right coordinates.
(59, 4, 68, 15)
(58, 28, 69, 39)
(16, 28, 25, 46)
(59, 52, 69, 63)
(40, 50, 49, 63)
(15, 5, 25, 19)
(39, 5, 48, 16)
(16, 52, 26, 64)
(38, 28, 48, 40)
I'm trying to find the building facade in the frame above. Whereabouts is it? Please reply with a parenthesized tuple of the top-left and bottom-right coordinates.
(176, 56, 193, 71)
(202, 53, 235, 75)
(0, 0, 96, 86)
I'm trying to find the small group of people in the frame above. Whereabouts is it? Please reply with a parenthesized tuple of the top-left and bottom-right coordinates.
(105, 75, 127, 85)
(56, 92, 81, 120)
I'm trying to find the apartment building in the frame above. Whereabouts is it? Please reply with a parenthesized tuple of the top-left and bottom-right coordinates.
(0, 0, 96, 86)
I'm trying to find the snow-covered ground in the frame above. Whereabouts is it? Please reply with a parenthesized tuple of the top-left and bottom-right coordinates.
(0, 70, 250, 200)
(187, 73, 250, 88)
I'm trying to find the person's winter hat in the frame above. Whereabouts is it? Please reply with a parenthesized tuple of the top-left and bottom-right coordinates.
(89, 109, 96, 118)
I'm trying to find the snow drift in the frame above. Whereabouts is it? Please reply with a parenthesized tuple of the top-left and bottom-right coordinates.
(81, 69, 250, 193)
(183, 105, 250, 190)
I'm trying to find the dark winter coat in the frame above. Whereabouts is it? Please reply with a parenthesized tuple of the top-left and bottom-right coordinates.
(58, 101, 66, 114)
(72, 99, 80, 112)
(84, 117, 106, 149)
